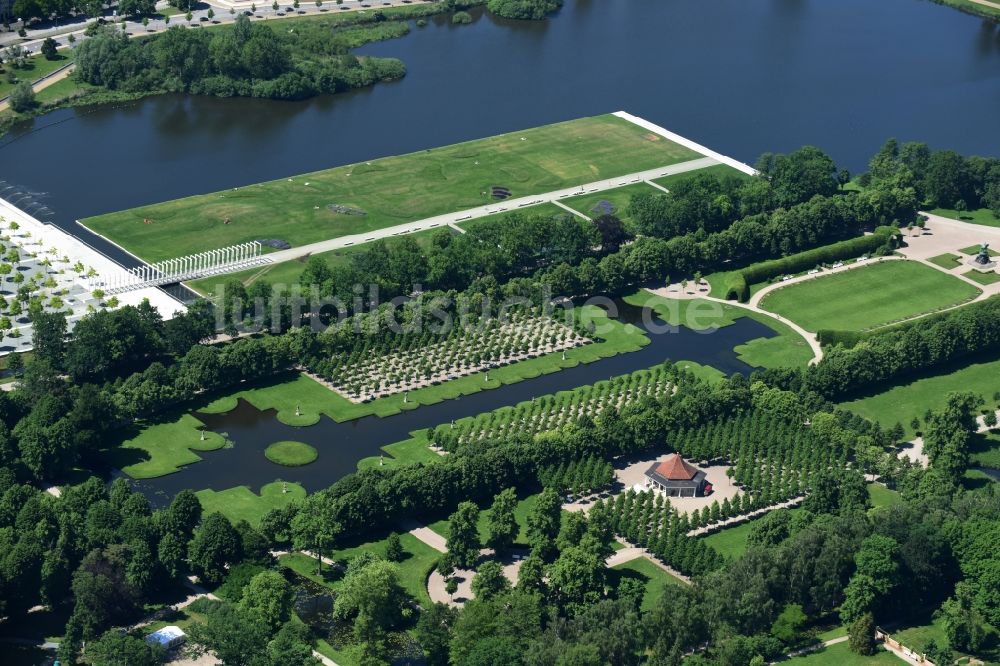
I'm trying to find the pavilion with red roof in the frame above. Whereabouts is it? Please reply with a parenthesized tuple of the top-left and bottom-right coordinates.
(644, 454, 710, 497)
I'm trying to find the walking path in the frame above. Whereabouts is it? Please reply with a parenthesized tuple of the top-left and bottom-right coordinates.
(4, 0, 427, 53)
(646, 283, 825, 364)
(686, 496, 804, 537)
(263, 156, 720, 265)
(406, 516, 691, 608)
(0, 63, 74, 113)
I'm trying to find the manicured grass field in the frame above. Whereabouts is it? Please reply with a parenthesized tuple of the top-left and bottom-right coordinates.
(81, 114, 700, 262)
(867, 483, 901, 509)
(960, 244, 1000, 257)
(279, 531, 439, 606)
(264, 440, 318, 466)
(930, 207, 1000, 228)
(928, 252, 963, 269)
(839, 355, 1000, 439)
(0, 54, 70, 99)
(108, 413, 227, 478)
(965, 269, 1000, 285)
(623, 291, 815, 368)
(560, 182, 663, 222)
(609, 556, 688, 612)
(784, 642, 900, 666)
(195, 480, 306, 526)
(758, 261, 981, 332)
(700, 519, 757, 559)
(701, 508, 804, 558)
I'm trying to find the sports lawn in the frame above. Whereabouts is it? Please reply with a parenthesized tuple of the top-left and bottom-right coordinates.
(930, 207, 1000, 228)
(758, 260, 981, 332)
(839, 354, 1000, 439)
(81, 114, 701, 263)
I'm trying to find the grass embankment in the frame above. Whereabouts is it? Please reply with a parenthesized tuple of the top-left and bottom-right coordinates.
(264, 440, 318, 466)
(839, 355, 1000, 439)
(757, 261, 981, 332)
(930, 206, 1000, 228)
(279, 531, 439, 606)
(81, 114, 700, 262)
(623, 291, 814, 368)
(195, 480, 307, 526)
(609, 556, 688, 611)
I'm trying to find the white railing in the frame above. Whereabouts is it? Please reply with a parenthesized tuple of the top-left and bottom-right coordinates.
(99, 242, 269, 294)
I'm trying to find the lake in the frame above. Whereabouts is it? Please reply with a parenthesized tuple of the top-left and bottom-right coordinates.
(1, 0, 999, 269)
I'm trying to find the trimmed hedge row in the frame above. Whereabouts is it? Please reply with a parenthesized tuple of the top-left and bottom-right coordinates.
(724, 226, 900, 301)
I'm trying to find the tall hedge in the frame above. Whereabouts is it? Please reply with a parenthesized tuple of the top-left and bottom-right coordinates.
(726, 226, 900, 301)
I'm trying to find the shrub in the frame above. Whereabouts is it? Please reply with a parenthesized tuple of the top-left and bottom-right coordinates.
(8, 81, 35, 113)
(452, 11, 472, 24)
(727, 226, 899, 301)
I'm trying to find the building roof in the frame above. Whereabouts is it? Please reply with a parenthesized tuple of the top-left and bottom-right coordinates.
(652, 454, 699, 481)
(146, 626, 185, 646)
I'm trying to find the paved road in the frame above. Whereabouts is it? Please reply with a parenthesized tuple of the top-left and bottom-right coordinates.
(5, 0, 435, 53)
(264, 156, 721, 264)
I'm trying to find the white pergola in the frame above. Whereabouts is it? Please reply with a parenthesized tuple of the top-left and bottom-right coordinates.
(99, 242, 269, 294)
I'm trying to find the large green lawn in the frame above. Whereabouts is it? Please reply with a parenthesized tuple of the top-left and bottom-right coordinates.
(81, 114, 700, 262)
(609, 555, 688, 612)
(930, 206, 1000, 228)
(758, 261, 981, 332)
(623, 291, 815, 368)
(839, 355, 1000, 439)
(195, 481, 307, 526)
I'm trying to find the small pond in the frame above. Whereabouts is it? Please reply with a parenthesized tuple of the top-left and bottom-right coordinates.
(130, 302, 775, 505)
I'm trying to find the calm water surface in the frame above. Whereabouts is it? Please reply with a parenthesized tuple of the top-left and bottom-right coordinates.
(129, 307, 774, 505)
(1, 0, 999, 267)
